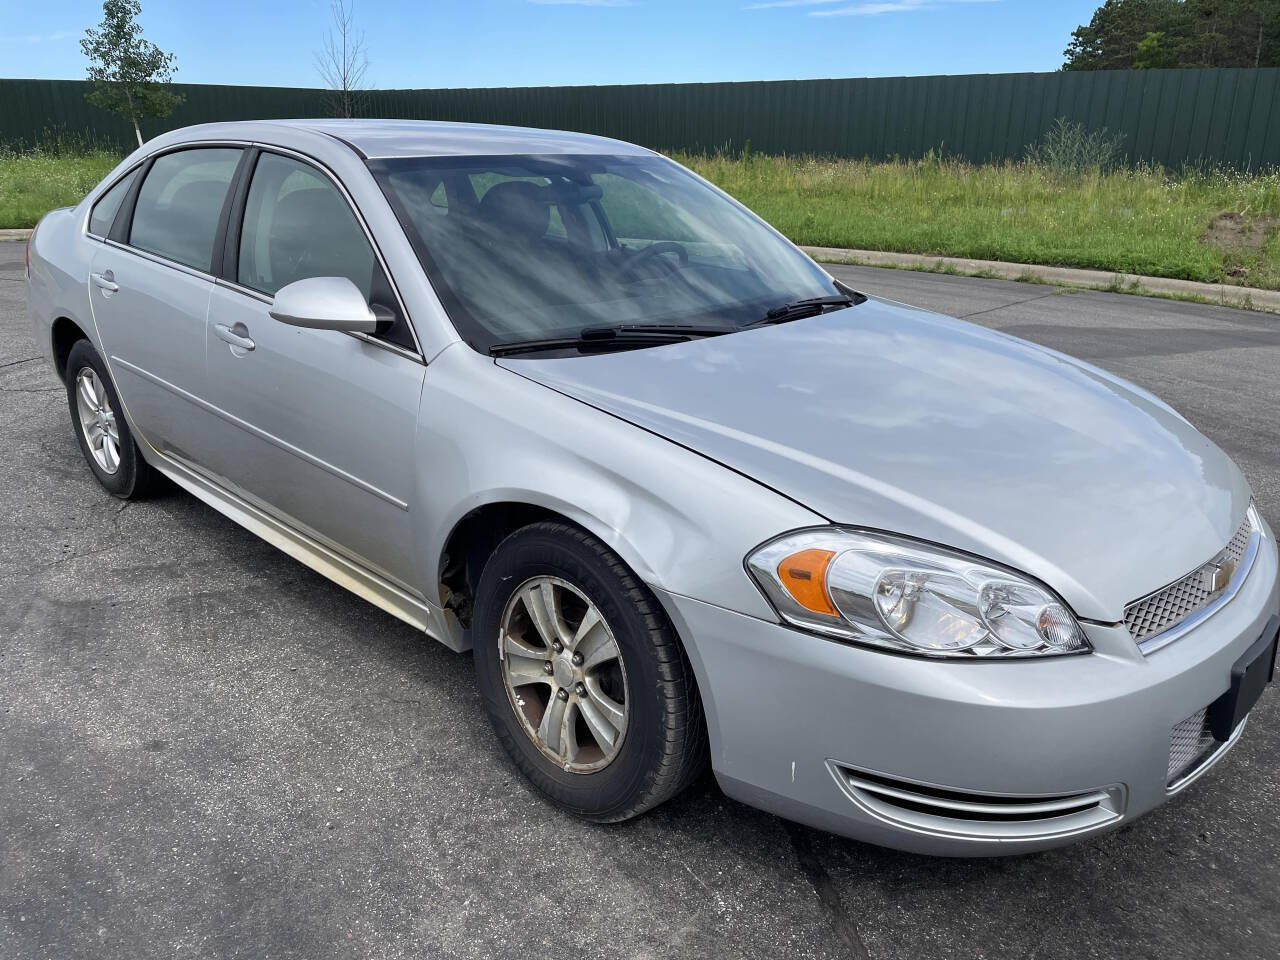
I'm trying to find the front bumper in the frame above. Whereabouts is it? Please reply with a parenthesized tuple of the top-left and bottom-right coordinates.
(656, 528, 1280, 857)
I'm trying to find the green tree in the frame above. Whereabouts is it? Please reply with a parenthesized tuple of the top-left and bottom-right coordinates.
(1064, 0, 1280, 70)
(1195, 0, 1280, 67)
(1064, 0, 1186, 69)
(81, 0, 182, 148)
(1134, 30, 1178, 67)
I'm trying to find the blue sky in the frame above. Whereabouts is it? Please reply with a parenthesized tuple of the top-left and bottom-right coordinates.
(1, 0, 1101, 88)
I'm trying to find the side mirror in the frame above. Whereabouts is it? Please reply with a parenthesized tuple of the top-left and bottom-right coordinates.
(268, 276, 378, 334)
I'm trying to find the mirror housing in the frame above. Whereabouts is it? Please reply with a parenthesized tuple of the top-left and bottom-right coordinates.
(268, 276, 378, 334)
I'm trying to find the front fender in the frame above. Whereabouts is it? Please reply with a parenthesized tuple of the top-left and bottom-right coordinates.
(415, 344, 823, 625)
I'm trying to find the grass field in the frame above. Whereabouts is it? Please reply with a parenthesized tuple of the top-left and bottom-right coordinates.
(3, 147, 1279, 290)
(683, 153, 1280, 290)
(0, 149, 119, 233)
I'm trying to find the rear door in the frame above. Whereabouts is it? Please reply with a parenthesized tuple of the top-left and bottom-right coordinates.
(88, 146, 243, 463)
(201, 149, 426, 590)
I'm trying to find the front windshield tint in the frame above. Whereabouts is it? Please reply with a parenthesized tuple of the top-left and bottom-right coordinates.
(369, 153, 838, 352)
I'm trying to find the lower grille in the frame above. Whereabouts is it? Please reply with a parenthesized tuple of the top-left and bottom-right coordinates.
(1167, 706, 1247, 793)
(1168, 708, 1216, 783)
(829, 763, 1124, 842)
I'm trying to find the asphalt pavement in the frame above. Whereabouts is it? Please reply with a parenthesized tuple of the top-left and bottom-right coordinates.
(3, 242, 1279, 960)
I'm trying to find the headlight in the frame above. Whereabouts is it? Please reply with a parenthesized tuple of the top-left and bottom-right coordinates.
(746, 529, 1090, 659)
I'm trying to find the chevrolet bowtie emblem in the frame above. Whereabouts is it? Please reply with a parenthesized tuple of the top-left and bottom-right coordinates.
(1208, 559, 1237, 594)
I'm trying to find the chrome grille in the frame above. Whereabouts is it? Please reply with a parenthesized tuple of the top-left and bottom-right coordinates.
(1124, 513, 1254, 646)
(1168, 708, 1216, 782)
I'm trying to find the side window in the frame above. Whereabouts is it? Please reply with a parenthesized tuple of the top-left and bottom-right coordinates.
(129, 148, 242, 272)
(238, 153, 377, 298)
(592, 173, 700, 244)
(547, 206, 567, 239)
(592, 172, 744, 268)
(88, 168, 138, 237)
(237, 152, 412, 349)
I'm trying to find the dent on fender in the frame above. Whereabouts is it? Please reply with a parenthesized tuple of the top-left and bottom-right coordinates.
(415, 344, 821, 626)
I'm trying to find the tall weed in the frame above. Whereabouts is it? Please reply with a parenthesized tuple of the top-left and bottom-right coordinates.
(1024, 118, 1127, 175)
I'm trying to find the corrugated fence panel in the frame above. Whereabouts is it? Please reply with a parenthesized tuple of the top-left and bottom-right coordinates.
(3, 69, 1280, 167)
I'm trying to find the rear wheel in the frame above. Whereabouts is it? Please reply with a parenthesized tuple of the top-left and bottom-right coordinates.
(65, 339, 156, 499)
(473, 522, 707, 822)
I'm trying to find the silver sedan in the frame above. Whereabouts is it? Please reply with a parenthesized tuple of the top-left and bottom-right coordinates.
(26, 120, 1280, 856)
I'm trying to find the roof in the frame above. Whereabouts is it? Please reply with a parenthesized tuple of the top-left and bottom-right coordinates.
(253, 119, 652, 159)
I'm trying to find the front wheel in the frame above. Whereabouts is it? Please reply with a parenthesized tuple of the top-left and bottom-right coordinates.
(473, 522, 707, 822)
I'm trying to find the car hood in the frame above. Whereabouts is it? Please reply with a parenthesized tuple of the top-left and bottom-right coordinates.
(498, 298, 1250, 621)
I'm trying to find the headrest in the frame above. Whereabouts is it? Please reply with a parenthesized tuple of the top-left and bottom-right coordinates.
(477, 180, 551, 240)
(269, 187, 366, 287)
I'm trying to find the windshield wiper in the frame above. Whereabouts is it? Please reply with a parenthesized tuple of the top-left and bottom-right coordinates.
(489, 322, 734, 358)
(746, 293, 863, 328)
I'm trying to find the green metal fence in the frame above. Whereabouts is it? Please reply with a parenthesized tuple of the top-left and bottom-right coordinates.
(3, 68, 1279, 167)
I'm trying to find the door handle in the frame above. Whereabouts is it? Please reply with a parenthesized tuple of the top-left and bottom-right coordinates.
(90, 270, 118, 293)
(214, 322, 256, 353)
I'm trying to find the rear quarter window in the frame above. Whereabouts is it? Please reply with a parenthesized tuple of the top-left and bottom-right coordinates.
(88, 169, 139, 238)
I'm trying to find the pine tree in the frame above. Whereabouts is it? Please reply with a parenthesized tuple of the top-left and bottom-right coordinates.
(1064, 0, 1280, 70)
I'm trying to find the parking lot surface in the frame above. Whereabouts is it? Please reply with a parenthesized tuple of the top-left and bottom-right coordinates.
(3, 242, 1279, 960)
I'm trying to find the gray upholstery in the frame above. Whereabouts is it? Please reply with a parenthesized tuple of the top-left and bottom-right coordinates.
(267, 187, 371, 292)
(476, 181, 551, 240)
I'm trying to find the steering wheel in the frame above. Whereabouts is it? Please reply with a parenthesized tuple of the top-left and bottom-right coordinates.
(620, 241, 689, 278)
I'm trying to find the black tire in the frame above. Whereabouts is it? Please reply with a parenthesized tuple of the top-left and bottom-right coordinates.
(65, 339, 157, 499)
(473, 521, 708, 822)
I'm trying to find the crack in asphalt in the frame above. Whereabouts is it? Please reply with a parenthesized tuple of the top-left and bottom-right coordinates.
(30, 542, 121, 575)
(958, 289, 1063, 320)
(785, 822, 871, 960)
(0, 355, 40, 369)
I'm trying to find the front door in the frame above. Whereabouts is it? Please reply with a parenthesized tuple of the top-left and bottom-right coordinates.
(200, 150, 425, 590)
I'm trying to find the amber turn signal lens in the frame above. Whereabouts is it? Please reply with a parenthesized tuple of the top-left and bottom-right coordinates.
(776, 548, 838, 617)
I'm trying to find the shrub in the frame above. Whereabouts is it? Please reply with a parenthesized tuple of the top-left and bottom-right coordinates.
(1025, 118, 1127, 175)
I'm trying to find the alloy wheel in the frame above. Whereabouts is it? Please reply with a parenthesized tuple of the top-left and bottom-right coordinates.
(498, 576, 629, 773)
(75, 368, 121, 475)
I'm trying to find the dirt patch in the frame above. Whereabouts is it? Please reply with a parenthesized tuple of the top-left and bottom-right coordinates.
(1202, 212, 1279, 281)
(1202, 212, 1276, 250)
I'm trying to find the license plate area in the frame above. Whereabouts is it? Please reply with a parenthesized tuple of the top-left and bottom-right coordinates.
(1208, 615, 1279, 741)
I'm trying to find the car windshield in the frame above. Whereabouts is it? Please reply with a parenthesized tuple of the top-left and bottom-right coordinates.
(369, 153, 842, 353)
